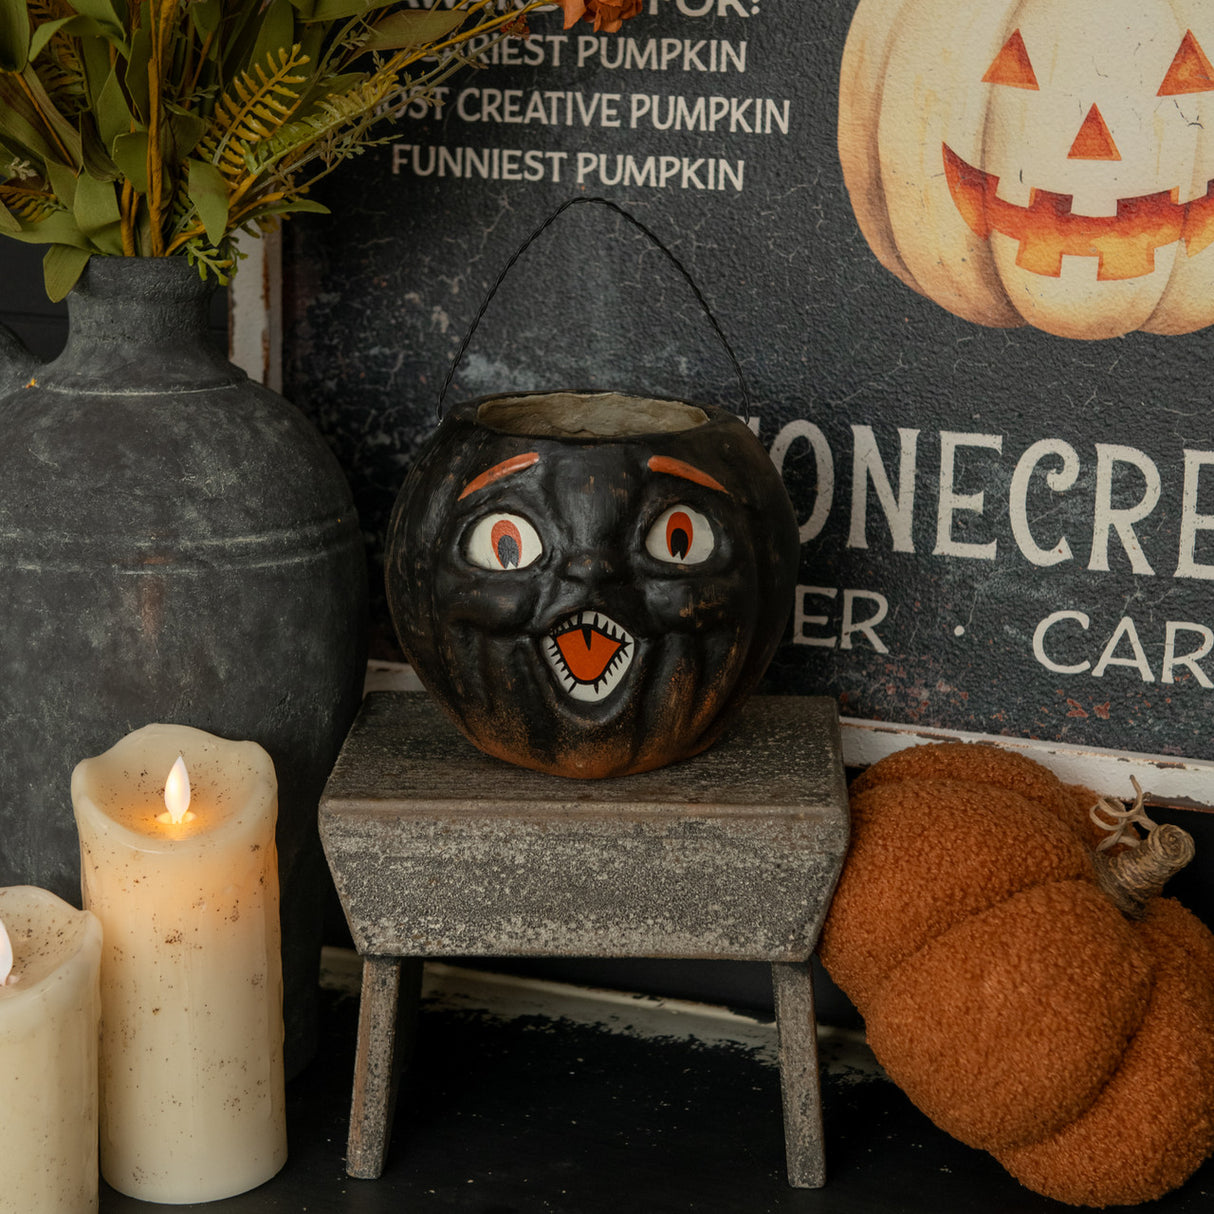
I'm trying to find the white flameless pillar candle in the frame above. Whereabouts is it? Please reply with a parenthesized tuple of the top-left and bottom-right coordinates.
(72, 723, 287, 1203)
(0, 885, 102, 1214)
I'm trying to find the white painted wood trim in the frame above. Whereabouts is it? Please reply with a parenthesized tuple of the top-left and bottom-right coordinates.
(227, 228, 282, 392)
(841, 717, 1214, 811)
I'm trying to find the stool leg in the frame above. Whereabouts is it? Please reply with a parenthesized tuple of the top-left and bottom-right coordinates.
(346, 955, 423, 1179)
(771, 960, 826, 1188)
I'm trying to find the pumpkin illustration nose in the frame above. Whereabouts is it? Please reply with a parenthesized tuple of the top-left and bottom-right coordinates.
(1068, 104, 1120, 161)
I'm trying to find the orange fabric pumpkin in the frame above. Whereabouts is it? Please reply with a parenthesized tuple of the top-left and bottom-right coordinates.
(818, 742, 1214, 1207)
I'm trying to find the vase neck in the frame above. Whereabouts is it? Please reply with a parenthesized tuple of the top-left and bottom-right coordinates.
(43, 258, 243, 392)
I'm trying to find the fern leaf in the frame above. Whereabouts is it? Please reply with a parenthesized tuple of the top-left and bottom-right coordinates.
(0, 183, 66, 223)
(195, 45, 310, 189)
(27, 0, 88, 113)
(245, 72, 398, 181)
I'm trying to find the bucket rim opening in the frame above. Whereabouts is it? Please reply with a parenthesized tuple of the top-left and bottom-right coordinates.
(475, 392, 710, 439)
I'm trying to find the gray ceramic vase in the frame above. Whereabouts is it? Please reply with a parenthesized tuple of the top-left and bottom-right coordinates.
(0, 257, 368, 1074)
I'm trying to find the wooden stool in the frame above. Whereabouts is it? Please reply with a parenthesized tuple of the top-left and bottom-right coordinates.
(319, 692, 849, 1187)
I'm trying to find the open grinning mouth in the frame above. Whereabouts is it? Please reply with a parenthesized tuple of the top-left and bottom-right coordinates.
(943, 143, 1214, 281)
(543, 610, 634, 703)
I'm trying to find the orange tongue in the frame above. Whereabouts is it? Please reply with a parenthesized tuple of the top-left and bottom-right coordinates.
(556, 626, 622, 682)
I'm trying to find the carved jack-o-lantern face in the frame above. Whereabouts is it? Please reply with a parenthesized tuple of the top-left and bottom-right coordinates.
(385, 393, 800, 778)
(840, 1, 1214, 338)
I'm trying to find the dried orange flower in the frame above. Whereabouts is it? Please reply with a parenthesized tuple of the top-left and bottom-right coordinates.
(556, 0, 644, 34)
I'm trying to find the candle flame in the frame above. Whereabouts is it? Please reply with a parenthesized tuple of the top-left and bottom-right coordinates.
(159, 754, 194, 825)
(0, 917, 12, 986)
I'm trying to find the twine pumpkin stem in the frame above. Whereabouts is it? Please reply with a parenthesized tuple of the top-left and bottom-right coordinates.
(1090, 776, 1157, 850)
(1092, 779, 1196, 919)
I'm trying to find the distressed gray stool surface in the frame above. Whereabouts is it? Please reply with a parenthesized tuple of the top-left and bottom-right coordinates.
(319, 691, 849, 1188)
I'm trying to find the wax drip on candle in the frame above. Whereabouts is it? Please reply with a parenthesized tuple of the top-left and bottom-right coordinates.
(158, 755, 196, 825)
(0, 916, 12, 986)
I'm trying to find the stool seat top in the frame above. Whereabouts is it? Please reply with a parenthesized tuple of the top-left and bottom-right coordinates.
(319, 693, 850, 961)
(322, 692, 849, 828)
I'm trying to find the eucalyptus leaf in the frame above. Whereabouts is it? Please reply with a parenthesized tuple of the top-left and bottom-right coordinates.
(189, 0, 222, 39)
(73, 170, 121, 237)
(79, 117, 120, 182)
(96, 69, 135, 154)
(9, 208, 90, 249)
(30, 13, 124, 62)
(362, 11, 465, 52)
(187, 157, 228, 246)
(292, 0, 410, 24)
(0, 0, 30, 73)
(0, 196, 20, 234)
(43, 243, 91, 303)
(112, 130, 149, 194)
(19, 67, 83, 168)
(251, 0, 298, 76)
(63, 0, 126, 43)
(124, 22, 151, 121)
(0, 71, 78, 170)
(297, 21, 326, 67)
(0, 93, 58, 168)
(46, 161, 77, 209)
(168, 111, 206, 163)
(29, 15, 107, 65)
(78, 27, 113, 106)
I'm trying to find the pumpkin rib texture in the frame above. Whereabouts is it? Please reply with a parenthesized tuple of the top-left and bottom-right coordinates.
(818, 775, 1095, 1013)
(995, 898, 1214, 1206)
(819, 741, 1214, 1207)
(863, 877, 1154, 1152)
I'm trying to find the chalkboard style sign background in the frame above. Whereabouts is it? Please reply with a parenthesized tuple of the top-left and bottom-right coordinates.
(282, 0, 1214, 765)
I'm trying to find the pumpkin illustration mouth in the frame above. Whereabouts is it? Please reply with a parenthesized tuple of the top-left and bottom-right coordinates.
(943, 143, 1214, 281)
(543, 610, 635, 703)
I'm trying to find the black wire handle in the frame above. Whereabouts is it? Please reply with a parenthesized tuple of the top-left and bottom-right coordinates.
(436, 196, 751, 420)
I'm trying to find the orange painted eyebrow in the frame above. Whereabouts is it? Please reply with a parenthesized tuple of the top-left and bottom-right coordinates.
(458, 452, 541, 500)
(647, 456, 728, 495)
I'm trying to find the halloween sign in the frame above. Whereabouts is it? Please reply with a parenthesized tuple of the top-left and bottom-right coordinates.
(282, 0, 1214, 773)
(839, 0, 1214, 339)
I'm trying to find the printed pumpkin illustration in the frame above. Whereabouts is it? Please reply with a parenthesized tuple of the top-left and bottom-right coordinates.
(839, 0, 1214, 339)
(384, 392, 800, 779)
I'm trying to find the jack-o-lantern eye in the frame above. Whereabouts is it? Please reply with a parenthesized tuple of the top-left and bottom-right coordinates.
(465, 512, 542, 570)
(645, 505, 715, 566)
(983, 29, 1038, 90)
(1158, 30, 1214, 95)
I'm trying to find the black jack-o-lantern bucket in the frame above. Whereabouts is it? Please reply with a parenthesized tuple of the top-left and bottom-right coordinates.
(384, 203, 800, 778)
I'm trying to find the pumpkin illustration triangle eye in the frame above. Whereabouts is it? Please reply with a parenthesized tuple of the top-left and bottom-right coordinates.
(1159, 29, 1214, 95)
(1068, 104, 1121, 160)
(982, 29, 1039, 90)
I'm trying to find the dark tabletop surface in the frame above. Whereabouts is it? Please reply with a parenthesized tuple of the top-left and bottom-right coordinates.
(98, 955, 1214, 1214)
